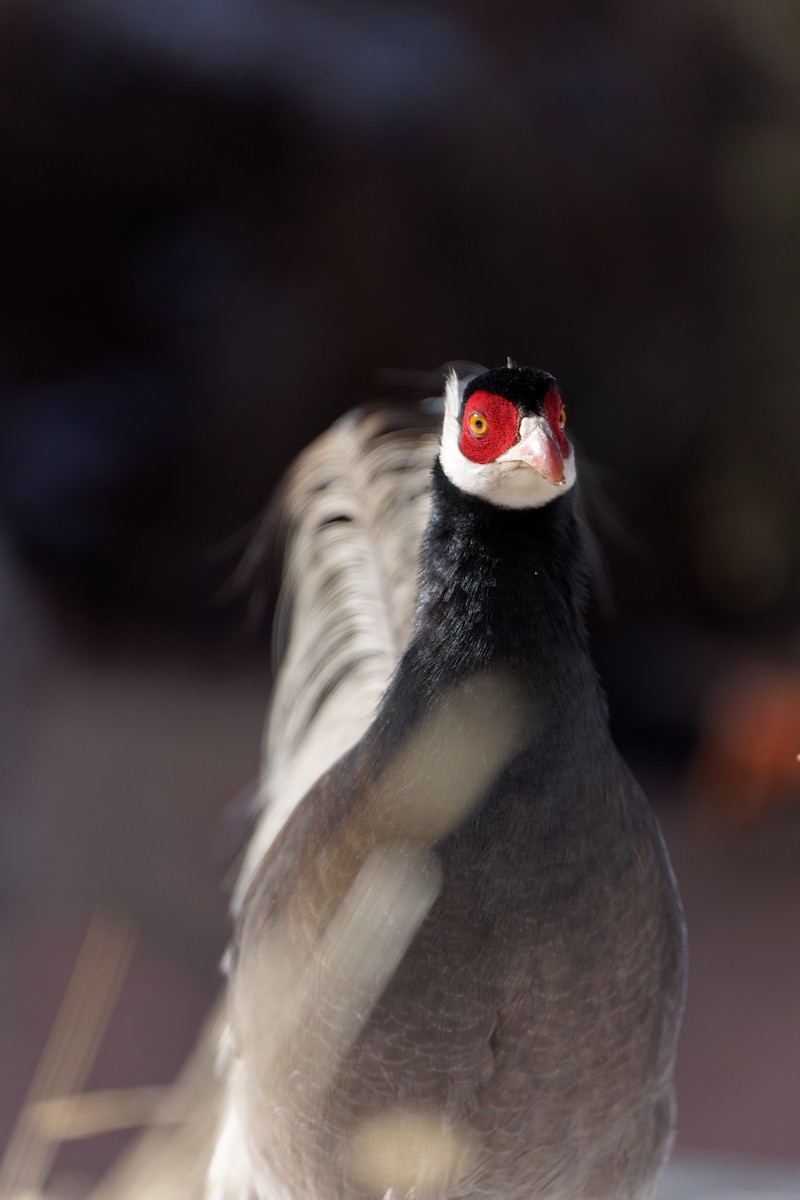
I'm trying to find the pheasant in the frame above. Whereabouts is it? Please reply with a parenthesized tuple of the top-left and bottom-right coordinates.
(209, 364, 686, 1200)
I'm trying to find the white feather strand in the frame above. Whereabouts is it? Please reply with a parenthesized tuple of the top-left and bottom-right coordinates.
(233, 408, 438, 909)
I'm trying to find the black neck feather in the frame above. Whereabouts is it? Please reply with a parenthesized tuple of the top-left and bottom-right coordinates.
(413, 462, 591, 673)
(371, 460, 608, 758)
(371, 456, 609, 758)
(368, 462, 613, 820)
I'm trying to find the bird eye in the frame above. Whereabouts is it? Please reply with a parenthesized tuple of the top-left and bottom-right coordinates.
(558, 408, 567, 430)
(468, 412, 489, 437)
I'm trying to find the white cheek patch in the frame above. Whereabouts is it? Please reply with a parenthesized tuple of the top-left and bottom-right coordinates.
(438, 370, 577, 510)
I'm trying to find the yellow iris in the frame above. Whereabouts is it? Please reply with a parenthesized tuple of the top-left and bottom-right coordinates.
(468, 412, 488, 437)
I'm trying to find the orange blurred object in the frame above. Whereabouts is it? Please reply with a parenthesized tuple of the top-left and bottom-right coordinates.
(691, 663, 800, 829)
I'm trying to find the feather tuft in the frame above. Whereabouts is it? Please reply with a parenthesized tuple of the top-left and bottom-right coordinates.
(234, 407, 439, 907)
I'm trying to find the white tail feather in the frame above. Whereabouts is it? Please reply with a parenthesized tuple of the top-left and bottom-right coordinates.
(233, 408, 438, 908)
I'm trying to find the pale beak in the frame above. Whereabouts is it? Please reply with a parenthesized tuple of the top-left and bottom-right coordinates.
(500, 416, 565, 485)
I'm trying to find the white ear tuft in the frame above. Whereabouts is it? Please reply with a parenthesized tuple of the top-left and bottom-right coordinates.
(443, 368, 463, 425)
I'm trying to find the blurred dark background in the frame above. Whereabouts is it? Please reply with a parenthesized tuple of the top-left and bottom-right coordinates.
(1, 0, 799, 1192)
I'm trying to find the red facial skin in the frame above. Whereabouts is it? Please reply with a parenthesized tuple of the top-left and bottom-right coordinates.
(460, 387, 569, 464)
(460, 392, 519, 464)
(543, 386, 570, 458)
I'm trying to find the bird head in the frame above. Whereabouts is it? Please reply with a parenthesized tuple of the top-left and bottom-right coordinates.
(439, 365, 576, 509)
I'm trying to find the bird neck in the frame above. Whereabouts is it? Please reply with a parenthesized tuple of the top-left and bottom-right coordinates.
(409, 461, 592, 681)
(368, 462, 611, 812)
(369, 461, 607, 770)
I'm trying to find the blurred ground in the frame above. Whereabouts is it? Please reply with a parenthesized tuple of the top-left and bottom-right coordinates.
(659, 1154, 800, 1199)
